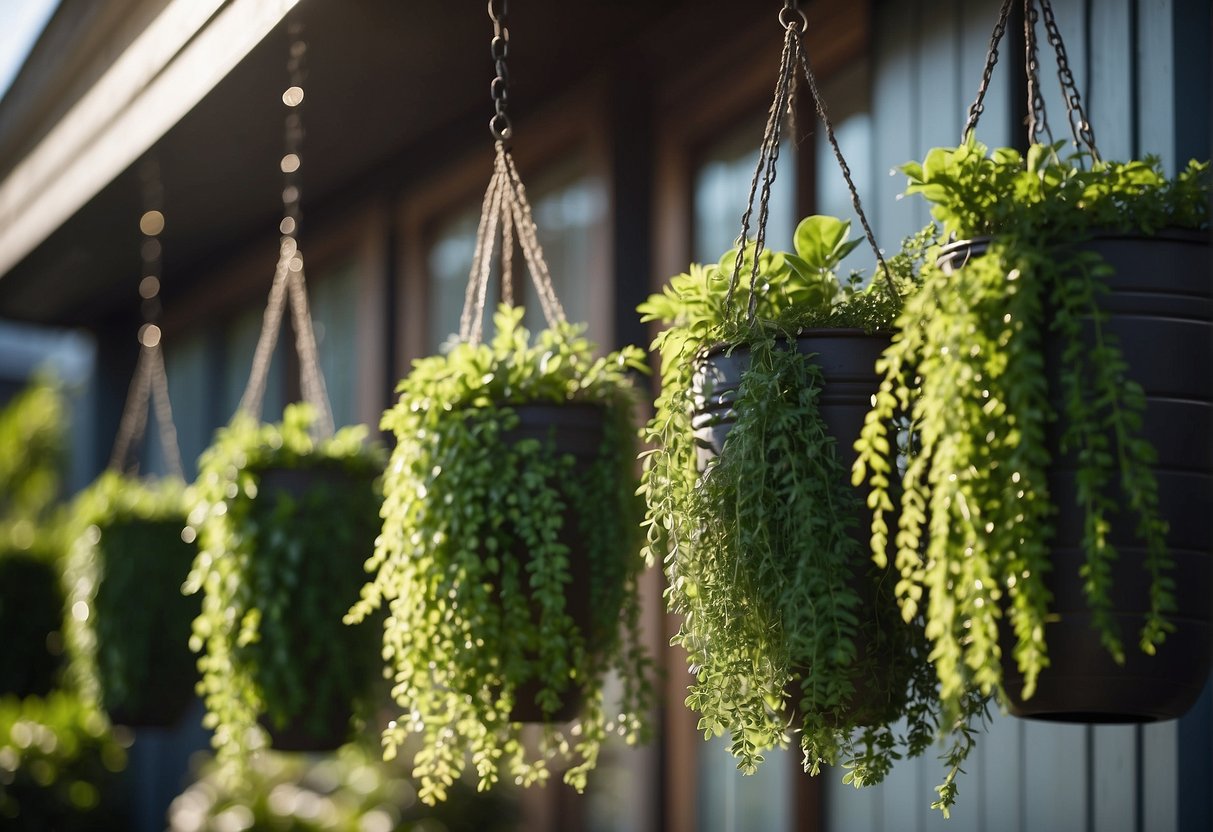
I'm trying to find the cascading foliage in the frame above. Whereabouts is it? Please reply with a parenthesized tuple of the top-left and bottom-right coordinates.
(853, 141, 1211, 722)
(349, 305, 652, 805)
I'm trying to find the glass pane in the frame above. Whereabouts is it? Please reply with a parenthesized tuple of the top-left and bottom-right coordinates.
(160, 332, 210, 479)
(689, 116, 798, 831)
(309, 257, 361, 428)
(427, 206, 494, 355)
(693, 124, 796, 265)
(530, 153, 606, 343)
(222, 302, 284, 423)
(815, 59, 875, 276)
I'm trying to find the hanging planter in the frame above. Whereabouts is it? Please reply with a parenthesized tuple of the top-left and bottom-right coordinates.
(350, 303, 652, 803)
(855, 142, 1211, 726)
(349, 6, 651, 801)
(187, 25, 386, 764)
(854, 0, 1212, 728)
(186, 406, 385, 759)
(642, 6, 999, 814)
(0, 382, 67, 699)
(641, 212, 968, 785)
(65, 472, 197, 729)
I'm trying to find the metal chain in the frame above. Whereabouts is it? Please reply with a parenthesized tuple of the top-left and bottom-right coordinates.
(796, 41, 896, 300)
(1024, 0, 1055, 146)
(961, 0, 1014, 142)
(108, 156, 185, 479)
(488, 0, 512, 142)
(1039, 0, 1100, 160)
(238, 17, 335, 438)
(962, 0, 1100, 160)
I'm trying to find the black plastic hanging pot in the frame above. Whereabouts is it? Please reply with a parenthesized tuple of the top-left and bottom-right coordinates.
(250, 464, 381, 751)
(95, 517, 198, 730)
(690, 330, 909, 725)
(0, 548, 64, 698)
(497, 403, 607, 723)
(939, 230, 1213, 723)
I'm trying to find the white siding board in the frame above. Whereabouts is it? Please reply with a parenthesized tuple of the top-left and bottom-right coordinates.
(872, 0, 921, 245)
(1022, 721, 1088, 832)
(1142, 721, 1179, 832)
(978, 711, 1024, 832)
(1086, 0, 1134, 161)
(1137, 0, 1176, 169)
(1092, 725, 1138, 832)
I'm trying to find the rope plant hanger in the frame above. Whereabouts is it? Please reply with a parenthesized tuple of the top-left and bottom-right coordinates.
(457, 0, 567, 344)
(109, 156, 184, 480)
(348, 0, 651, 803)
(237, 17, 334, 437)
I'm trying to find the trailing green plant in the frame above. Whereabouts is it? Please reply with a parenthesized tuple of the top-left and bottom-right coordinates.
(0, 380, 69, 698)
(64, 471, 197, 724)
(185, 404, 384, 771)
(349, 305, 652, 804)
(0, 692, 129, 831)
(853, 140, 1211, 727)
(168, 742, 520, 832)
(639, 216, 990, 808)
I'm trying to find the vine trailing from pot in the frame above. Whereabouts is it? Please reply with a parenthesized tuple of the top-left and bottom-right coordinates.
(64, 157, 199, 730)
(852, 0, 1213, 731)
(347, 0, 652, 804)
(639, 2, 991, 815)
(186, 406, 385, 766)
(185, 17, 387, 772)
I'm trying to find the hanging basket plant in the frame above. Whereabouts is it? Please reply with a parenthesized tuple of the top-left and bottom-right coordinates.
(0, 381, 68, 699)
(854, 139, 1211, 725)
(641, 216, 989, 798)
(349, 305, 652, 804)
(64, 472, 197, 728)
(186, 405, 385, 761)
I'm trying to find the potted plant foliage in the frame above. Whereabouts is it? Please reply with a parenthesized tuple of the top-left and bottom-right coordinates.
(0, 692, 130, 831)
(185, 404, 384, 765)
(64, 471, 197, 728)
(640, 215, 986, 809)
(853, 139, 1212, 723)
(0, 381, 68, 699)
(348, 305, 653, 805)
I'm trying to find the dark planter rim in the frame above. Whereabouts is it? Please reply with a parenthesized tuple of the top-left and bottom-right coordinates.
(699, 327, 892, 362)
(937, 226, 1210, 269)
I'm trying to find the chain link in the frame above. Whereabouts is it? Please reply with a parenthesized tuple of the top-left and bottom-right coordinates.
(961, 0, 1014, 143)
(488, 0, 512, 141)
(1039, 0, 1100, 160)
(961, 0, 1101, 160)
(1024, 0, 1054, 145)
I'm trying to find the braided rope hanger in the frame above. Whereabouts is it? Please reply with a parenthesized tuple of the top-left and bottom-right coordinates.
(457, 0, 567, 346)
(109, 156, 185, 480)
(236, 18, 335, 438)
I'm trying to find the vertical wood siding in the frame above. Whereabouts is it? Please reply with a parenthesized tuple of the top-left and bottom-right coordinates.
(824, 0, 1209, 829)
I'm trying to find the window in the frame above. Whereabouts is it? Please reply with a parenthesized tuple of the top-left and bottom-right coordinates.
(310, 256, 361, 428)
